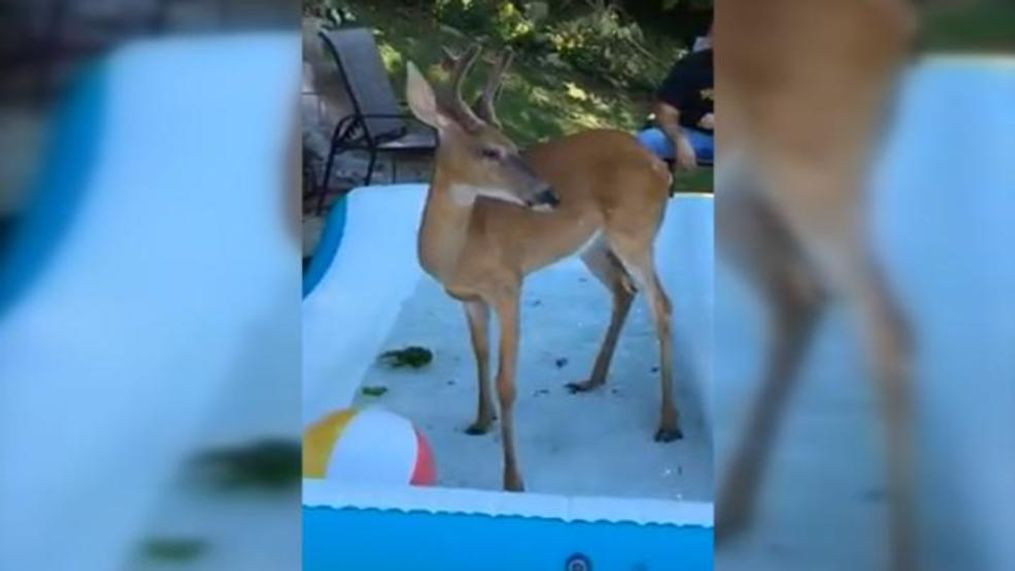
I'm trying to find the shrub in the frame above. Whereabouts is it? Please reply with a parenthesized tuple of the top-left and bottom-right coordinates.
(432, 0, 675, 91)
(545, 1, 666, 90)
(304, 0, 357, 27)
(434, 0, 540, 45)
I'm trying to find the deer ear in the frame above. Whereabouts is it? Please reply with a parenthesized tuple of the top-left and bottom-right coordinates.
(406, 62, 449, 131)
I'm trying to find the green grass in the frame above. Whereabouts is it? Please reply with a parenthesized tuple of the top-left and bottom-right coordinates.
(334, 0, 710, 192)
(921, 1, 1015, 53)
(342, 0, 659, 146)
(673, 167, 713, 194)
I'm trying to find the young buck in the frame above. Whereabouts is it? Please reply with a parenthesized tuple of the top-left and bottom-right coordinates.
(715, 0, 918, 568)
(404, 46, 680, 492)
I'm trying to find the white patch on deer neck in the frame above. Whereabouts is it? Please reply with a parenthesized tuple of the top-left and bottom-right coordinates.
(448, 184, 477, 206)
(449, 184, 525, 207)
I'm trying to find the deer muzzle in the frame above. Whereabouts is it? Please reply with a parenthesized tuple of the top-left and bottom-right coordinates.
(528, 188, 560, 210)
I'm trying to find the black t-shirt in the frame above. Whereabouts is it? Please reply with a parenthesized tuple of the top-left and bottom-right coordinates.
(657, 49, 714, 134)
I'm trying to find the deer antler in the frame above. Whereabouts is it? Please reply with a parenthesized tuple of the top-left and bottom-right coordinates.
(440, 43, 484, 130)
(439, 46, 464, 71)
(475, 48, 514, 128)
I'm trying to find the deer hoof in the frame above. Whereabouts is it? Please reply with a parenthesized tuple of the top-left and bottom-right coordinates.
(566, 380, 602, 394)
(715, 497, 754, 545)
(465, 420, 493, 435)
(654, 426, 683, 442)
(504, 475, 525, 492)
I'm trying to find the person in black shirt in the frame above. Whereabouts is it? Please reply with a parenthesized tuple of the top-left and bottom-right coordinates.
(637, 28, 714, 170)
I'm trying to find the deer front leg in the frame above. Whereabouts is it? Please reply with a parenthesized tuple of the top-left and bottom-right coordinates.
(492, 292, 524, 492)
(462, 300, 495, 435)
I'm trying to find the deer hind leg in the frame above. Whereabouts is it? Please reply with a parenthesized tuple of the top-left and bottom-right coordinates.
(606, 233, 682, 442)
(765, 165, 915, 570)
(814, 236, 914, 571)
(462, 300, 495, 435)
(490, 289, 525, 492)
(864, 255, 915, 571)
(715, 182, 828, 542)
(567, 237, 636, 393)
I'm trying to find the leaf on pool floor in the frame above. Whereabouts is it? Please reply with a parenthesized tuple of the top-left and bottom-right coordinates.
(361, 386, 388, 397)
(192, 439, 301, 491)
(378, 346, 433, 369)
(143, 538, 208, 562)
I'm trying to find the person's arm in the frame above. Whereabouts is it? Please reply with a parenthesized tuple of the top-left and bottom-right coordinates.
(654, 101, 697, 171)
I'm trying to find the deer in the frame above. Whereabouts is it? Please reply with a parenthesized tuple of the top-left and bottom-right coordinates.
(403, 45, 680, 492)
(714, 0, 919, 569)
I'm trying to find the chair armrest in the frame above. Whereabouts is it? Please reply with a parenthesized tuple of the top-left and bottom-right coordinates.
(358, 113, 435, 131)
(357, 113, 414, 119)
(361, 115, 438, 144)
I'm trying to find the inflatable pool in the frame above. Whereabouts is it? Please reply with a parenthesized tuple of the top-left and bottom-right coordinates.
(301, 187, 715, 569)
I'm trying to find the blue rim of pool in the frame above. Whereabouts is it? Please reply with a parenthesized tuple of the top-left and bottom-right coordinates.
(303, 505, 713, 571)
(0, 59, 106, 319)
(303, 193, 348, 298)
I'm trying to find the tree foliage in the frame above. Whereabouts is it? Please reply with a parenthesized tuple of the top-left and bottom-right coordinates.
(304, 0, 711, 100)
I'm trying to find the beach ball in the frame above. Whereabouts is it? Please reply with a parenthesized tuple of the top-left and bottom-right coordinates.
(303, 407, 436, 486)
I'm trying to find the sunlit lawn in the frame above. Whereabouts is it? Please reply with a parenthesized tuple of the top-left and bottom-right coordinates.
(343, 1, 711, 193)
(674, 167, 713, 194)
(316, 0, 1014, 197)
(921, 0, 1015, 53)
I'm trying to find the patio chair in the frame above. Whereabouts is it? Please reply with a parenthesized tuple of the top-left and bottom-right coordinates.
(313, 27, 437, 214)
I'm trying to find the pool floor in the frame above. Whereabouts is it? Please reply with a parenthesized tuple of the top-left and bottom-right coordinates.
(354, 256, 713, 502)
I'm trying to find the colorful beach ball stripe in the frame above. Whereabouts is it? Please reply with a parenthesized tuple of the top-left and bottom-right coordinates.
(303, 407, 436, 486)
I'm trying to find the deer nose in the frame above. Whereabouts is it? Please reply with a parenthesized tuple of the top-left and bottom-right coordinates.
(531, 188, 560, 209)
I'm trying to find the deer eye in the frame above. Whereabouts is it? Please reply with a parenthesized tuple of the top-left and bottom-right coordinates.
(480, 147, 502, 160)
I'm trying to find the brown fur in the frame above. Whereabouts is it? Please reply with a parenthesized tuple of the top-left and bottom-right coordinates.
(716, 1, 918, 569)
(407, 57, 679, 492)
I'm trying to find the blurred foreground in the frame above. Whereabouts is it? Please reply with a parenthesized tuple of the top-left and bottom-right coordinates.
(714, 1, 1014, 569)
(1, 1, 1012, 570)
(0, 3, 301, 570)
